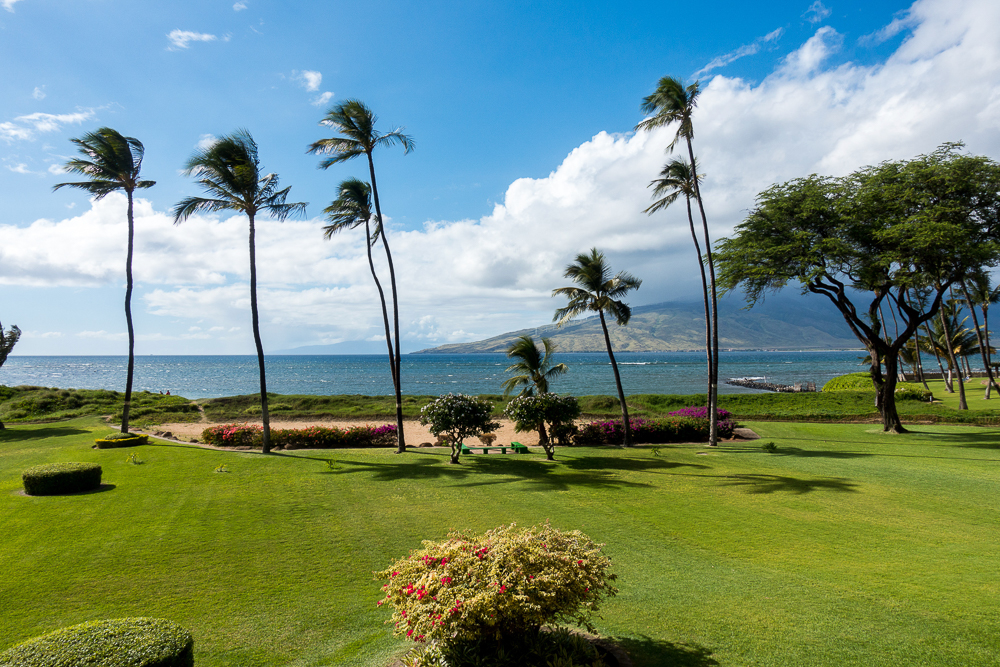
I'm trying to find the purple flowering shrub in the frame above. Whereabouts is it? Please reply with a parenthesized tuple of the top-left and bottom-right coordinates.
(201, 423, 397, 449)
(668, 405, 733, 420)
(574, 409, 735, 446)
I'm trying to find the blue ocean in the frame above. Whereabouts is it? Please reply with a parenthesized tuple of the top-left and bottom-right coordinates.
(1, 351, 867, 400)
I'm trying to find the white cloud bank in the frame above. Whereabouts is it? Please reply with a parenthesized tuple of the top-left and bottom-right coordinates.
(167, 30, 218, 50)
(0, 109, 94, 142)
(4, 0, 1000, 353)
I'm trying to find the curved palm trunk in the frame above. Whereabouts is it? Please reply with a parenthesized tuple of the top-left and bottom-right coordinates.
(599, 311, 632, 446)
(367, 154, 406, 453)
(686, 140, 719, 446)
(961, 281, 999, 398)
(247, 212, 272, 452)
(684, 194, 713, 416)
(939, 306, 967, 410)
(121, 190, 136, 434)
(984, 304, 995, 398)
(364, 218, 398, 390)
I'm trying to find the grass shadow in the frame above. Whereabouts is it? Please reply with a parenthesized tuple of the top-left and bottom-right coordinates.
(559, 456, 710, 473)
(21, 483, 117, 497)
(724, 445, 873, 459)
(716, 473, 859, 495)
(0, 427, 91, 441)
(612, 635, 719, 667)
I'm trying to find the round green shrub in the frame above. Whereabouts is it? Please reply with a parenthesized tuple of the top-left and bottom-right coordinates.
(95, 433, 149, 449)
(22, 462, 102, 496)
(0, 617, 193, 667)
(822, 372, 875, 392)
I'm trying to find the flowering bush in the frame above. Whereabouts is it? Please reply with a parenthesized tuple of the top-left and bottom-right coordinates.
(375, 523, 617, 651)
(201, 423, 396, 449)
(419, 394, 500, 464)
(668, 405, 732, 421)
(503, 394, 580, 460)
(574, 414, 734, 445)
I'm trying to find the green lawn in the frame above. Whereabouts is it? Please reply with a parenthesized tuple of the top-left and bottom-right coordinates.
(2, 418, 999, 666)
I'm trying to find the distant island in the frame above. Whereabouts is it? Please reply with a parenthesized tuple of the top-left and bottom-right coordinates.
(414, 294, 861, 354)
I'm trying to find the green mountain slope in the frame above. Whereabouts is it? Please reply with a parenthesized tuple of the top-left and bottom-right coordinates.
(415, 295, 861, 353)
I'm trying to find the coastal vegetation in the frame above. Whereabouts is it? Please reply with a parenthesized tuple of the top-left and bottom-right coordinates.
(173, 129, 307, 454)
(2, 417, 998, 665)
(53, 128, 155, 434)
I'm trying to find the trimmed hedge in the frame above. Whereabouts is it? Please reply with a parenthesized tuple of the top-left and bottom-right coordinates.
(201, 422, 397, 449)
(22, 462, 102, 496)
(574, 415, 735, 445)
(0, 617, 193, 667)
(95, 433, 149, 449)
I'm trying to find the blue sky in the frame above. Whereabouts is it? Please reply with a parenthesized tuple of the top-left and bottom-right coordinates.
(2, 0, 998, 355)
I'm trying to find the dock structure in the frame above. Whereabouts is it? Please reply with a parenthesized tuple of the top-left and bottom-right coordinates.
(726, 377, 816, 393)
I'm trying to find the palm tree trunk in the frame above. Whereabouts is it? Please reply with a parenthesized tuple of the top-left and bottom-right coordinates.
(984, 304, 995, 399)
(599, 311, 632, 446)
(685, 142, 719, 446)
(122, 190, 136, 434)
(364, 218, 398, 391)
(939, 306, 967, 409)
(684, 194, 713, 419)
(247, 212, 272, 452)
(961, 280, 998, 398)
(367, 154, 406, 453)
(924, 322, 950, 391)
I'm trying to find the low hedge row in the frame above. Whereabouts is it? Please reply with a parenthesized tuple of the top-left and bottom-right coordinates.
(0, 617, 193, 667)
(22, 462, 102, 496)
(574, 414, 735, 445)
(95, 433, 149, 448)
(201, 423, 398, 449)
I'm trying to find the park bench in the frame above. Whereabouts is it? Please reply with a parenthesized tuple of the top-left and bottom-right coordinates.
(461, 442, 530, 455)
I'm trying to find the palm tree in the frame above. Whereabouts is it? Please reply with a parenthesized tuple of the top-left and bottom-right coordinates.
(54, 128, 155, 434)
(173, 129, 306, 453)
(645, 157, 714, 411)
(322, 178, 395, 397)
(636, 76, 720, 446)
(0, 321, 21, 430)
(959, 273, 1000, 398)
(502, 335, 568, 397)
(308, 100, 413, 454)
(553, 249, 641, 445)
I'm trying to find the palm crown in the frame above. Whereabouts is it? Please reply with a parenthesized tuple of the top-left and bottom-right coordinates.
(323, 178, 378, 242)
(645, 157, 701, 215)
(307, 99, 414, 169)
(173, 129, 306, 223)
(553, 249, 642, 327)
(502, 335, 568, 397)
(635, 76, 699, 151)
(53, 127, 155, 197)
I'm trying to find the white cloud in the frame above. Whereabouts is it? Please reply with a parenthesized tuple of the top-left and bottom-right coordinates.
(803, 1, 832, 24)
(196, 134, 218, 150)
(0, 110, 94, 143)
(48, 163, 66, 175)
(695, 28, 784, 77)
(167, 30, 218, 51)
(296, 70, 322, 92)
(233, 1, 247, 10)
(6, 163, 32, 174)
(312, 91, 334, 107)
(32, 86, 45, 100)
(5, 0, 1000, 351)
(2, 0, 23, 12)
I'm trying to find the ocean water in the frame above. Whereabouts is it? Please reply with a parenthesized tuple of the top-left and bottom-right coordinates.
(1, 351, 867, 400)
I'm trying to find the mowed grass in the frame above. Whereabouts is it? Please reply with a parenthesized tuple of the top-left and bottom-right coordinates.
(2, 418, 999, 666)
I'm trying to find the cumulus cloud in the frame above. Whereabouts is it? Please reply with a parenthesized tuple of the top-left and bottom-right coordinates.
(694, 28, 784, 77)
(196, 134, 218, 150)
(312, 91, 334, 107)
(233, 1, 247, 10)
(32, 86, 45, 100)
(167, 30, 218, 50)
(0, 109, 94, 143)
(6, 0, 1000, 351)
(803, 1, 832, 23)
(293, 70, 333, 106)
(2, 0, 23, 12)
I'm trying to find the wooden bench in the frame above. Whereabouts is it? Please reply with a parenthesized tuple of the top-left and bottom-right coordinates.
(461, 442, 530, 455)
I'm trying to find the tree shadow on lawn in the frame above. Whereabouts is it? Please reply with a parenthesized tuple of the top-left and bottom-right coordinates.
(714, 473, 859, 495)
(900, 428, 1000, 451)
(0, 426, 91, 441)
(321, 451, 708, 492)
(612, 634, 719, 667)
(722, 444, 872, 459)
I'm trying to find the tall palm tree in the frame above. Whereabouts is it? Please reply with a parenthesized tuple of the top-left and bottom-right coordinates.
(636, 76, 720, 446)
(322, 178, 395, 401)
(173, 129, 306, 453)
(54, 128, 155, 434)
(645, 157, 714, 410)
(308, 100, 413, 454)
(959, 273, 1000, 398)
(502, 335, 568, 397)
(0, 321, 21, 430)
(553, 248, 641, 445)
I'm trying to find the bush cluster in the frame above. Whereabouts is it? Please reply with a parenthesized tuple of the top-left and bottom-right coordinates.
(0, 617, 193, 667)
(574, 413, 735, 445)
(95, 433, 149, 448)
(503, 394, 581, 460)
(375, 523, 617, 653)
(419, 394, 500, 463)
(200, 423, 397, 449)
(22, 462, 102, 496)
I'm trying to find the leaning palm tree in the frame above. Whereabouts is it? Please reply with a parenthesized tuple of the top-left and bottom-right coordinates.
(308, 100, 413, 454)
(54, 128, 155, 434)
(646, 157, 715, 412)
(173, 129, 306, 453)
(0, 321, 21, 430)
(322, 178, 395, 398)
(553, 249, 641, 446)
(636, 76, 720, 446)
(959, 273, 1000, 398)
(502, 335, 568, 397)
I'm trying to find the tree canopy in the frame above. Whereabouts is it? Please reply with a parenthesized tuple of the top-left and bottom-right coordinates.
(716, 143, 1000, 432)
